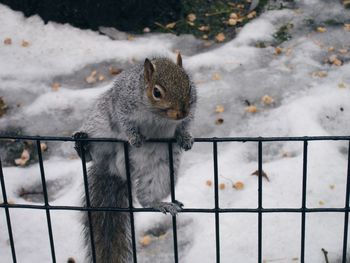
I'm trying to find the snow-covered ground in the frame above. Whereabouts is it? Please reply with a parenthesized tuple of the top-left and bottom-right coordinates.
(1, 1, 350, 262)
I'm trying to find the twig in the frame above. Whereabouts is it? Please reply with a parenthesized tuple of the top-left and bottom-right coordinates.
(321, 248, 329, 263)
(154, 22, 175, 33)
(205, 10, 231, 17)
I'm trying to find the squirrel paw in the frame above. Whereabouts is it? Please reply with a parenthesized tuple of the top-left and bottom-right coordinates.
(73, 132, 92, 162)
(176, 131, 194, 151)
(152, 201, 184, 216)
(128, 133, 146, 147)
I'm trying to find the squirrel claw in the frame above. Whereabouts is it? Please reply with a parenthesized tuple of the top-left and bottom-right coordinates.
(128, 133, 146, 147)
(176, 132, 194, 151)
(152, 201, 183, 216)
(73, 131, 92, 162)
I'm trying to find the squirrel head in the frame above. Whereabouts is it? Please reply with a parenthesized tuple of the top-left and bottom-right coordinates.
(144, 54, 193, 121)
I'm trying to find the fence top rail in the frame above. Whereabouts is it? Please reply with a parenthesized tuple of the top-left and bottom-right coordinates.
(1, 135, 350, 142)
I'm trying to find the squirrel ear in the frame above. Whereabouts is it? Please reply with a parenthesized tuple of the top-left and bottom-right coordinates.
(144, 58, 155, 83)
(176, 53, 182, 67)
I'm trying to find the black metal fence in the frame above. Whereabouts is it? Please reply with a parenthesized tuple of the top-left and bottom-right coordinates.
(1, 135, 350, 263)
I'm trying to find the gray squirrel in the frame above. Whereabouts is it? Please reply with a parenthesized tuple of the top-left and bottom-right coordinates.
(73, 54, 197, 263)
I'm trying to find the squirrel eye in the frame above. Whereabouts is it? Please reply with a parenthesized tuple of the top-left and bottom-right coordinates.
(152, 86, 164, 100)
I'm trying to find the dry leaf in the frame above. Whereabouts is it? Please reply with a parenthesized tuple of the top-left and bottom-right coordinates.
(215, 105, 225, 113)
(233, 181, 244, 190)
(251, 170, 270, 181)
(140, 235, 152, 247)
(312, 71, 327, 78)
(21, 40, 29, 47)
(198, 25, 210, 32)
(166, 22, 177, 29)
(230, 13, 238, 19)
(215, 33, 225, 42)
(40, 142, 48, 152)
(316, 27, 327, 33)
(187, 13, 196, 22)
(338, 48, 348, 54)
(109, 67, 122, 75)
(15, 149, 30, 166)
(212, 73, 221, 81)
(245, 105, 258, 113)
(327, 46, 335, 52)
(86, 70, 98, 84)
(261, 95, 274, 105)
(206, 180, 213, 187)
(329, 55, 342, 66)
(51, 82, 61, 91)
(247, 11, 257, 19)
(219, 183, 226, 190)
(4, 38, 12, 45)
(143, 27, 151, 33)
(0, 97, 8, 117)
(98, 74, 105, 81)
(215, 118, 224, 125)
(228, 19, 237, 26)
(344, 24, 350, 31)
(275, 47, 283, 55)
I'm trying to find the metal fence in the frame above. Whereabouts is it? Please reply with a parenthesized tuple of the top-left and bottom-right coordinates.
(1, 135, 350, 263)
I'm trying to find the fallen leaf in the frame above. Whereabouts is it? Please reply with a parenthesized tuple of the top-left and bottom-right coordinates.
(219, 183, 226, 190)
(228, 19, 237, 26)
(233, 181, 244, 190)
(251, 170, 270, 181)
(206, 180, 213, 187)
(85, 70, 98, 84)
(275, 47, 283, 55)
(40, 142, 48, 152)
(21, 40, 29, 47)
(109, 67, 122, 75)
(261, 95, 274, 105)
(212, 73, 221, 81)
(139, 235, 152, 247)
(166, 22, 177, 29)
(198, 25, 210, 32)
(215, 33, 225, 43)
(215, 118, 224, 125)
(245, 105, 258, 113)
(316, 27, 327, 33)
(51, 82, 61, 91)
(187, 13, 196, 22)
(312, 71, 327, 78)
(15, 149, 30, 166)
(247, 11, 257, 19)
(4, 38, 12, 45)
(230, 13, 238, 19)
(0, 97, 8, 117)
(215, 105, 225, 113)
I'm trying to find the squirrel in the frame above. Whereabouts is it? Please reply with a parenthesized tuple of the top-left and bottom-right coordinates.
(73, 53, 197, 263)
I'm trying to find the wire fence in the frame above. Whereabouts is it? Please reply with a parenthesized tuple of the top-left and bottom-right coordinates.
(1, 135, 350, 263)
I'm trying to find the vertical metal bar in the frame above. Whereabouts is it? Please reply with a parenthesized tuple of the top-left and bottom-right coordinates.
(36, 140, 56, 263)
(168, 142, 179, 263)
(258, 141, 263, 263)
(123, 143, 137, 263)
(342, 140, 350, 263)
(0, 157, 17, 263)
(213, 141, 220, 263)
(79, 142, 97, 263)
(301, 140, 308, 263)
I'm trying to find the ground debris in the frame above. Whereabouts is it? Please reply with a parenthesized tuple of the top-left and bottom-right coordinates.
(0, 97, 8, 117)
(251, 170, 270, 182)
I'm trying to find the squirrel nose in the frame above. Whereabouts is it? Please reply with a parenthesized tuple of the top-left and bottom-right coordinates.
(167, 109, 187, 120)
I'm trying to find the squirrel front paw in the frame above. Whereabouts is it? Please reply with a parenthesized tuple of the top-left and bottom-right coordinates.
(128, 133, 146, 147)
(73, 131, 92, 162)
(176, 131, 194, 151)
(152, 200, 184, 216)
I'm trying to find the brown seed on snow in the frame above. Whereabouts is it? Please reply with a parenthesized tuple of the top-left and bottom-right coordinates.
(4, 38, 12, 45)
(21, 40, 30, 47)
(15, 149, 30, 166)
(67, 257, 76, 263)
(139, 235, 152, 247)
(245, 105, 258, 113)
(338, 48, 348, 54)
(187, 13, 197, 22)
(261, 95, 274, 105)
(230, 13, 238, 19)
(202, 34, 209, 40)
(215, 118, 224, 125)
(143, 27, 151, 33)
(212, 73, 221, 81)
(312, 71, 327, 78)
(109, 67, 122, 75)
(215, 33, 225, 43)
(247, 11, 257, 19)
(228, 19, 237, 26)
(327, 46, 335, 52)
(206, 180, 213, 187)
(344, 24, 350, 31)
(51, 82, 61, 91)
(233, 181, 244, 190)
(98, 74, 105, 81)
(316, 27, 327, 33)
(275, 47, 283, 55)
(219, 183, 226, 190)
(215, 105, 225, 113)
(198, 25, 210, 32)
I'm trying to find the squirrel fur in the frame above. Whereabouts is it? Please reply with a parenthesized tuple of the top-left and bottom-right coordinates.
(74, 54, 197, 263)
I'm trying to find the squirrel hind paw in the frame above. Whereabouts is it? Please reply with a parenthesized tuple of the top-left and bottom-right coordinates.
(73, 131, 92, 162)
(152, 201, 183, 216)
(128, 133, 146, 147)
(176, 132, 194, 151)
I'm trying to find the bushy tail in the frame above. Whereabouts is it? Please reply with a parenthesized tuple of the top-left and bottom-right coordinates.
(83, 162, 132, 263)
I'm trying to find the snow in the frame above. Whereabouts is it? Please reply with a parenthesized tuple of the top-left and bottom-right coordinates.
(1, 1, 350, 262)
